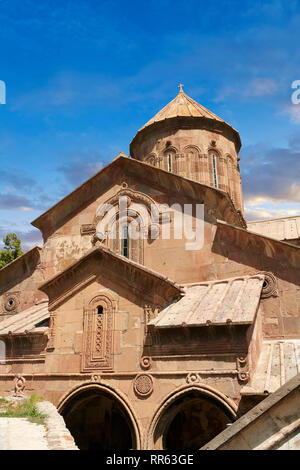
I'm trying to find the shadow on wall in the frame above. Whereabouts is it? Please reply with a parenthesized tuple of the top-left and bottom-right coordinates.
(212, 224, 300, 286)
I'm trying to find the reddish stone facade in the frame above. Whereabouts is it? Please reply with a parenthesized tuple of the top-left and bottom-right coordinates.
(0, 89, 299, 450)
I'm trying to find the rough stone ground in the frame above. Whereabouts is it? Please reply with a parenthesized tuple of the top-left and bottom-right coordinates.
(0, 398, 78, 450)
(0, 418, 49, 450)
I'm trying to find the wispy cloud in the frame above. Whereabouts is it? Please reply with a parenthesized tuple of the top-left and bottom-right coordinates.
(0, 225, 42, 250)
(0, 193, 35, 210)
(241, 137, 300, 204)
(1, 168, 37, 191)
(57, 157, 104, 188)
(281, 105, 300, 123)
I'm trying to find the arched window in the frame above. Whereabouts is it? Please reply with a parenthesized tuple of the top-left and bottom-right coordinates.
(121, 225, 129, 258)
(168, 154, 172, 172)
(208, 151, 219, 188)
(97, 306, 103, 315)
(163, 148, 177, 173)
(211, 154, 218, 188)
(109, 214, 144, 264)
(146, 154, 156, 166)
(82, 294, 115, 372)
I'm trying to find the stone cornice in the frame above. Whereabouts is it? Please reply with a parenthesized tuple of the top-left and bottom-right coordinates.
(130, 115, 242, 156)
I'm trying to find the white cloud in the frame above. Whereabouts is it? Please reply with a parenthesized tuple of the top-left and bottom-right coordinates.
(281, 105, 300, 123)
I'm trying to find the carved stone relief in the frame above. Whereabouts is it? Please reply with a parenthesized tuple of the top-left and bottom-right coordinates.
(81, 294, 115, 372)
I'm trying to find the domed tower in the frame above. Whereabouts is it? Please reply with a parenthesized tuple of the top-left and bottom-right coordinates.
(130, 85, 244, 214)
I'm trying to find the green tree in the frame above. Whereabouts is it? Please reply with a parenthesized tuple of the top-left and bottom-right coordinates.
(0, 233, 23, 269)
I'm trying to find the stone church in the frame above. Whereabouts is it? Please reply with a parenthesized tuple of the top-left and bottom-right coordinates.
(0, 86, 299, 450)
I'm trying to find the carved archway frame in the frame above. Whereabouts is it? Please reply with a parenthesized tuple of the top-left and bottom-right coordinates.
(94, 188, 162, 244)
(81, 290, 117, 372)
(145, 383, 238, 449)
(57, 382, 142, 450)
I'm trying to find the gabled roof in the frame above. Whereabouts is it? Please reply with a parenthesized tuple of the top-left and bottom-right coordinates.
(39, 244, 183, 309)
(148, 274, 264, 328)
(31, 155, 246, 240)
(0, 301, 49, 336)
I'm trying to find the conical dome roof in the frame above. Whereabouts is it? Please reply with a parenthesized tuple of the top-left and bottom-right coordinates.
(130, 86, 241, 156)
(139, 85, 226, 132)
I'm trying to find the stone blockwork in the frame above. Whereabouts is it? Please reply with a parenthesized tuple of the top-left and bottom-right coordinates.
(36, 401, 78, 450)
(248, 215, 300, 246)
(130, 89, 244, 213)
(0, 88, 299, 450)
(202, 373, 300, 450)
(0, 246, 47, 320)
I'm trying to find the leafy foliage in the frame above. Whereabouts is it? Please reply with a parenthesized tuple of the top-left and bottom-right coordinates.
(0, 394, 47, 425)
(0, 233, 23, 269)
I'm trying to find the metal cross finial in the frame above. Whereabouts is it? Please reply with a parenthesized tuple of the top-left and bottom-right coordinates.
(178, 83, 184, 92)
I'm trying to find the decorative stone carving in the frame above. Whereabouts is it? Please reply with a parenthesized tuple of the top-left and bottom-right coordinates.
(46, 310, 55, 351)
(81, 293, 115, 372)
(80, 224, 96, 236)
(14, 374, 26, 397)
(259, 272, 278, 298)
(133, 374, 153, 397)
(186, 373, 201, 384)
(140, 356, 151, 370)
(95, 188, 160, 226)
(91, 374, 101, 382)
(144, 304, 159, 323)
(3, 293, 19, 313)
(236, 356, 249, 383)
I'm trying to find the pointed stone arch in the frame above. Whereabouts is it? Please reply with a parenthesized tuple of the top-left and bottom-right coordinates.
(145, 383, 237, 449)
(183, 145, 202, 181)
(163, 146, 178, 173)
(95, 188, 160, 227)
(94, 188, 161, 262)
(145, 153, 157, 167)
(57, 382, 142, 450)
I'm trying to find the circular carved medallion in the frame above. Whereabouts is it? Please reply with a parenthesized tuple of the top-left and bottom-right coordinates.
(91, 374, 101, 382)
(4, 295, 18, 312)
(186, 373, 200, 384)
(133, 374, 153, 397)
(140, 356, 151, 370)
(259, 272, 277, 298)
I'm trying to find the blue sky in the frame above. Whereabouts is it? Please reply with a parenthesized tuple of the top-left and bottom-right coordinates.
(0, 0, 300, 249)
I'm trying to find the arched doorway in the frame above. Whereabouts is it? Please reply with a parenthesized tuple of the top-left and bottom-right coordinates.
(149, 386, 236, 450)
(59, 385, 138, 450)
